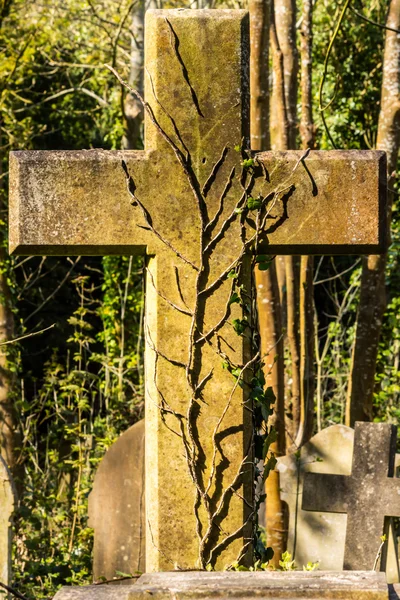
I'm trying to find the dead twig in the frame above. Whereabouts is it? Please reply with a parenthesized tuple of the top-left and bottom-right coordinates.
(0, 581, 31, 600)
(0, 323, 56, 347)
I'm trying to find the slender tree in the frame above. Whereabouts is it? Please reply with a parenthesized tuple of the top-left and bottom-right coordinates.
(0, 1, 20, 470)
(250, 0, 270, 151)
(250, 0, 287, 566)
(261, 0, 299, 563)
(270, 0, 297, 148)
(299, 0, 315, 150)
(270, 0, 301, 453)
(295, 0, 315, 448)
(346, 0, 400, 426)
(0, 240, 17, 473)
(122, 2, 145, 150)
(123, 0, 160, 149)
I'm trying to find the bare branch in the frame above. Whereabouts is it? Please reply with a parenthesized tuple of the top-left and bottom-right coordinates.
(0, 323, 56, 347)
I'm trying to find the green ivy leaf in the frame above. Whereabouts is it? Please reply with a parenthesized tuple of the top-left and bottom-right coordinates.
(231, 367, 242, 378)
(228, 292, 240, 306)
(258, 262, 272, 272)
(264, 387, 276, 404)
(247, 197, 262, 210)
(232, 318, 248, 335)
(250, 385, 265, 401)
(264, 547, 274, 562)
(241, 158, 255, 168)
(260, 403, 273, 422)
(256, 255, 274, 272)
(115, 571, 135, 578)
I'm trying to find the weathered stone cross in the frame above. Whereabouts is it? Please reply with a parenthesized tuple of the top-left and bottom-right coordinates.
(9, 10, 386, 571)
(303, 422, 400, 571)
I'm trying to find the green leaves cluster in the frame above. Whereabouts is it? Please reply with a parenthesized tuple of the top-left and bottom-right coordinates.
(13, 258, 144, 598)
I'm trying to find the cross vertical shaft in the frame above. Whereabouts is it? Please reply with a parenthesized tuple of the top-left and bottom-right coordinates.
(142, 10, 253, 571)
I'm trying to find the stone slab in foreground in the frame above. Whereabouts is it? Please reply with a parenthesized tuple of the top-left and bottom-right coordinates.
(54, 571, 390, 599)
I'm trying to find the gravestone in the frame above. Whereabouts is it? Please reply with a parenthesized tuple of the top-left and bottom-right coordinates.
(9, 8, 387, 574)
(303, 422, 400, 572)
(88, 420, 145, 580)
(278, 424, 400, 581)
(0, 455, 16, 588)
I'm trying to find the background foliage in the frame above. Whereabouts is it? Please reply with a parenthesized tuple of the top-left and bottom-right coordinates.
(0, 0, 398, 596)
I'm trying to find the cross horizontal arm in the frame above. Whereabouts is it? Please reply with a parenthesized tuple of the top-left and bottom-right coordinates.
(8, 149, 177, 256)
(10, 149, 387, 257)
(255, 150, 387, 255)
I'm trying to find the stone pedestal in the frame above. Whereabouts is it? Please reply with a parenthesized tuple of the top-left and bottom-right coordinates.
(54, 570, 390, 599)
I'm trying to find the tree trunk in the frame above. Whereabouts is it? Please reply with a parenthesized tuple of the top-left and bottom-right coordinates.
(123, 0, 158, 150)
(270, 3, 289, 151)
(255, 261, 286, 564)
(346, 0, 400, 426)
(262, 0, 298, 564)
(295, 0, 315, 448)
(270, 0, 300, 451)
(250, 0, 270, 152)
(275, 256, 286, 321)
(0, 130, 18, 476)
(299, 0, 315, 150)
(250, 0, 287, 566)
(270, 0, 297, 149)
(296, 254, 315, 446)
(256, 265, 286, 456)
(285, 256, 300, 436)
(0, 255, 17, 473)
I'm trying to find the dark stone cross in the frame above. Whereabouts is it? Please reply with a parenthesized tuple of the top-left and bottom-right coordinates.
(303, 422, 400, 571)
(9, 9, 387, 570)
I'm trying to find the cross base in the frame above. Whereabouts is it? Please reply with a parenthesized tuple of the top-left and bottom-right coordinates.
(54, 571, 391, 599)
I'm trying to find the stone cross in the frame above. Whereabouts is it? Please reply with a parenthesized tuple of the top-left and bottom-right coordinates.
(9, 10, 386, 571)
(278, 424, 400, 581)
(303, 422, 400, 571)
